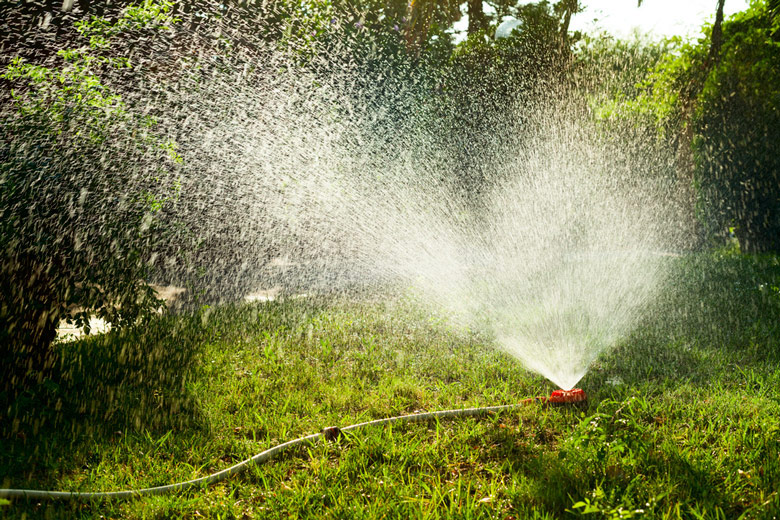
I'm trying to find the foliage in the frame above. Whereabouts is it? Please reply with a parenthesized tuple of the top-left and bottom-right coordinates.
(425, 1, 580, 198)
(694, 1, 780, 252)
(277, 0, 455, 65)
(602, 1, 780, 252)
(0, 1, 181, 371)
(74, 0, 178, 48)
(577, 33, 674, 118)
(592, 34, 705, 141)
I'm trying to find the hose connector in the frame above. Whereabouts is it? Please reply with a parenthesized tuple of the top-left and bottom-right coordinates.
(322, 426, 343, 441)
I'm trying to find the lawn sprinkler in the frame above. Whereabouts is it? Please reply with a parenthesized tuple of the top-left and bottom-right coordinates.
(546, 388, 588, 407)
(519, 388, 588, 408)
(516, 387, 588, 408)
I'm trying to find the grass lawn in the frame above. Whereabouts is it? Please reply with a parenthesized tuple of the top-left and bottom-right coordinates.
(1, 252, 779, 519)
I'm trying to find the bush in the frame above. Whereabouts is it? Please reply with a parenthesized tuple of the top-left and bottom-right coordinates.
(0, 1, 181, 377)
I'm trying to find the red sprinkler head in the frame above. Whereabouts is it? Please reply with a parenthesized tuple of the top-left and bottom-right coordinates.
(546, 388, 587, 407)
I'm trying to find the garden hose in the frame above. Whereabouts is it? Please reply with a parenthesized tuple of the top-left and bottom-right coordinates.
(0, 388, 586, 501)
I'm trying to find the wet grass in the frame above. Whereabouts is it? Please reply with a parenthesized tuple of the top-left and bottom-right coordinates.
(1, 251, 779, 519)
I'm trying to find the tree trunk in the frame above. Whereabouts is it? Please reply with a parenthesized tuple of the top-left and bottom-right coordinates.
(467, 0, 487, 36)
(556, 0, 580, 49)
(708, 0, 726, 65)
(403, 0, 434, 55)
(675, 0, 727, 249)
(1, 255, 62, 393)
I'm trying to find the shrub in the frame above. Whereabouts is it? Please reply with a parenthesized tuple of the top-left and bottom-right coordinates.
(0, 1, 181, 378)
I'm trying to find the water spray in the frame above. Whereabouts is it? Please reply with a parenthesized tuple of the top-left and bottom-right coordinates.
(0, 389, 586, 501)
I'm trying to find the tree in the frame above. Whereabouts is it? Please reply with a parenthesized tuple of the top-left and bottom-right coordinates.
(624, 0, 780, 252)
(0, 1, 181, 381)
(402, 0, 461, 53)
(434, 1, 580, 199)
(694, 1, 780, 252)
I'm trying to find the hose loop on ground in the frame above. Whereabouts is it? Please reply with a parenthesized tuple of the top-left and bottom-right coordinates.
(0, 391, 586, 501)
